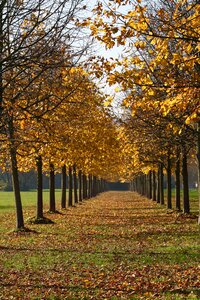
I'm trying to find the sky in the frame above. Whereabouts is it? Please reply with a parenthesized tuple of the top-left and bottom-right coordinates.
(84, 0, 133, 114)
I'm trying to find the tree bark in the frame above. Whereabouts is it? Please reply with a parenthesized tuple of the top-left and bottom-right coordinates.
(97, 178, 100, 194)
(182, 148, 190, 214)
(143, 175, 146, 196)
(160, 163, 164, 205)
(130, 180, 132, 191)
(0, 4, 3, 115)
(167, 156, 172, 209)
(73, 164, 78, 204)
(157, 169, 160, 203)
(82, 174, 86, 199)
(144, 174, 147, 196)
(149, 171, 152, 199)
(81, 174, 84, 199)
(68, 166, 73, 206)
(83, 174, 88, 199)
(36, 155, 43, 219)
(152, 170, 156, 201)
(10, 143, 25, 228)
(175, 152, 181, 211)
(91, 175, 94, 197)
(78, 170, 82, 202)
(96, 178, 99, 195)
(93, 176, 97, 197)
(100, 178, 103, 192)
(88, 174, 92, 198)
(49, 163, 56, 212)
(9, 117, 24, 229)
(61, 165, 67, 209)
(102, 178, 105, 192)
(197, 122, 200, 224)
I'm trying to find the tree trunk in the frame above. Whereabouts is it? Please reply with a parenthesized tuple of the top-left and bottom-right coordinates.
(78, 170, 82, 202)
(147, 174, 149, 198)
(102, 179, 106, 192)
(49, 163, 56, 212)
(68, 166, 73, 206)
(97, 179, 101, 194)
(145, 175, 148, 197)
(138, 176, 141, 194)
(36, 155, 43, 219)
(88, 174, 94, 198)
(10, 143, 25, 229)
(135, 177, 138, 193)
(136, 177, 139, 194)
(0, 3, 3, 114)
(175, 153, 181, 211)
(82, 174, 86, 199)
(8, 117, 24, 229)
(83, 174, 88, 199)
(197, 122, 200, 224)
(88, 174, 92, 198)
(160, 163, 164, 205)
(130, 180, 132, 191)
(73, 164, 78, 204)
(93, 176, 97, 197)
(97, 178, 99, 195)
(149, 171, 152, 199)
(143, 175, 146, 196)
(157, 169, 160, 203)
(167, 156, 172, 209)
(100, 178, 103, 193)
(152, 170, 156, 201)
(182, 148, 190, 214)
(61, 165, 67, 209)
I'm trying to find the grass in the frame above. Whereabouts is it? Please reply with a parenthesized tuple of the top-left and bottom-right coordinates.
(165, 188, 199, 213)
(0, 190, 199, 299)
(0, 189, 63, 212)
(0, 188, 198, 214)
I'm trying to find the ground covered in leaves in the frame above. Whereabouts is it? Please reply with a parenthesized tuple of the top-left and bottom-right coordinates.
(0, 191, 199, 299)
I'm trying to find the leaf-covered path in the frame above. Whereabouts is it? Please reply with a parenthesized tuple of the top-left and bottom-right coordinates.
(0, 191, 199, 299)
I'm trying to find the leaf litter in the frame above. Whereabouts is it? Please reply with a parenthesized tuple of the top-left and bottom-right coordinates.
(0, 191, 199, 299)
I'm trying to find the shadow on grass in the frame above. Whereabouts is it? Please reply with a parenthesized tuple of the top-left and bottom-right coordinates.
(0, 282, 199, 299)
(0, 205, 15, 210)
(0, 244, 199, 259)
(108, 206, 164, 211)
(27, 217, 55, 225)
(46, 210, 65, 215)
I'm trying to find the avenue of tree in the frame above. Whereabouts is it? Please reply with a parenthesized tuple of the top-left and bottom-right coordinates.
(83, 0, 200, 222)
(0, 0, 199, 229)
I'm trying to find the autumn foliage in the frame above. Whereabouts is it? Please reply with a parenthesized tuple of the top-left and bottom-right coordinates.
(80, 0, 200, 220)
(0, 1, 200, 225)
(0, 1, 199, 298)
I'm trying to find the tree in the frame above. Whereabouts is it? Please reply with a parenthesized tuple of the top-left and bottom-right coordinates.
(84, 0, 199, 219)
(0, 0, 91, 229)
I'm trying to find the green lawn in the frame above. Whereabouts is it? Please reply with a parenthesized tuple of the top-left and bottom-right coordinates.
(167, 188, 199, 214)
(0, 189, 63, 212)
(0, 188, 198, 214)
